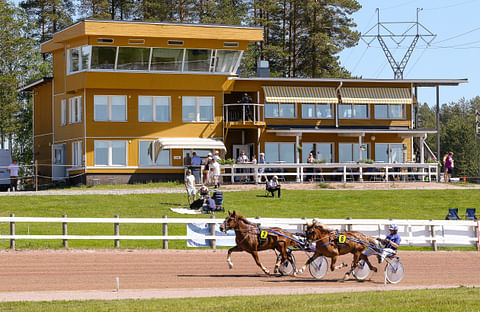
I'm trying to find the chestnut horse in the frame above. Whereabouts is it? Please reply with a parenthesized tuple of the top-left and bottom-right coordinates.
(297, 222, 378, 280)
(220, 211, 298, 275)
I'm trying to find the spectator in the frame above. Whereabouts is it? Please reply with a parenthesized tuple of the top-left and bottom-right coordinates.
(445, 152, 454, 183)
(306, 152, 315, 183)
(266, 175, 281, 198)
(213, 150, 221, 162)
(191, 152, 201, 165)
(258, 152, 267, 183)
(184, 153, 192, 166)
(204, 153, 213, 184)
(236, 151, 249, 182)
(8, 160, 19, 192)
(442, 152, 448, 182)
(184, 169, 196, 205)
(197, 184, 210, 199)
(211, 158, 221, 188)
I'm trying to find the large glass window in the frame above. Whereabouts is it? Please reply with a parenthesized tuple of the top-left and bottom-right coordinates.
(68, 48, 80, 73)
(265, 143, 295, 163)
(81, 46, 90, 70)
(184, 49, 211, 72)
(139, 141, 170, 166)
(94, 140, 127, 166)
(94, 95, 127, 121)
(339, 104, 369, 119)
(375, 143, 404, 163)
(302, 103, 333, 119)
(265, 103, 295, 118)
(374, 104, 405, 119)
(117, 47, 150, 70)
(215, 50, 241, 73)
(339, 143, 370, 162)
(72, 141, 83, 167)
(182, 96, 214, 122)
(90, 46, 117, 69)
(151, 48, 184, 71)
(69, 96, 82, 123)
(302, 143, 333, 163)
(138, 96, 171, 122)
(61, 100, 66, 126)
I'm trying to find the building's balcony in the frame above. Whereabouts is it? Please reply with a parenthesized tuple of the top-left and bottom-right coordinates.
(223, 103, 265, 128)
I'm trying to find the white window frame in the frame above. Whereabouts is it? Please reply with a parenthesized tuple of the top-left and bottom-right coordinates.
(94, 140, 128, 167)
(67, 46, 91, 74)
(265, 103, 297, 119)
(72, 141, 83, 168)
(138, 140, 171, 166)
(301, 103, 333, 119)
(374, 104, 406, 120)
(68, 96, 82, 124)
(138, 96, 171, 122)
(61, 99, 66, 126)
(338, 103, 370, 119)
(182, 96, 215, 122)
(94, 95, 127, 122)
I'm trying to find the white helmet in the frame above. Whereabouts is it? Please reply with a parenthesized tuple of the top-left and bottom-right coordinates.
(389, 224, 398, 231)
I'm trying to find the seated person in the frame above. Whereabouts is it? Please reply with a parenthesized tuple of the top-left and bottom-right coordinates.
(266, 176, 281, 198)
(197, 185, 210, 199)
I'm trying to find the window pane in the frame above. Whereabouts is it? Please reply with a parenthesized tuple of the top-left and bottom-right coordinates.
(111, 141, 126, 165)
(265, 103, 278, 118)
(302, 143, 314, 163)
(61, 100, 66, 125)
(184, 49, 210, 72)
(316, 143, 333, 162)
(280, 143, 295, 163)
(390, 104, 403, 119)
(156, 150, 170, 165)
(339, 104, 352, 118)
(151, 48, 183, 71)
(81, 46, 90, 70)
(94, 96, 109, 121)
(91, 46, 116, 69)
(111, 96, 126, 121)
(154, 97, 170, 121)
(354, 104, 368, 118)
(215, 50, 240, 73)
(302, 104, 315, 118)
(138, 96, 153, 122)
(375, 144, 389, 163)
(390, 144, 404, 163)
(199, 97, 213, 121)
(355, 143, 369, 161)
(375, 105, 388, 119)
(317, 104, 332, 118)
(339, 143, 353, 162)
(265, 143, 279, 163)
(117, 47, 150, 70)
(94, 141, 109, 165)
(182, 97, 196, 121)
(280, 103, 295, 118)
(69, 48, 79, 72)
(139, 141, 153, 166)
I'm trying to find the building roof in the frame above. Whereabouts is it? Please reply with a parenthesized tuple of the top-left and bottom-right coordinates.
(42, 20, 263, 53)
(19, 77, 53, 92)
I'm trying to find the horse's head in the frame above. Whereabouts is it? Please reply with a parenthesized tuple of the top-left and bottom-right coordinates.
(305, 222, 331, 242)
(220, 210, 240, 233)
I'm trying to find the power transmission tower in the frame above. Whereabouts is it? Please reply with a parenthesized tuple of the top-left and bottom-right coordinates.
(361, 8, 436, 79)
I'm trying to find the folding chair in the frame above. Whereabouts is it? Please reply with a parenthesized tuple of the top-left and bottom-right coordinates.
(465, 208, 477, 221)
(445, 208, 460, 220)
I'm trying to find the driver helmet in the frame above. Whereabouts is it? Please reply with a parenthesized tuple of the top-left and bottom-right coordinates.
(389, 224, 398, 231)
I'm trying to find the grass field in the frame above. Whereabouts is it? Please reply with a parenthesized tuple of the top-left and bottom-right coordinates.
(0, 287, 478, 311)
(0, 188, 478, 249)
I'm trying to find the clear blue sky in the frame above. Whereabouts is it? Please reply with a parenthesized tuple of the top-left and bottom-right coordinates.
(339, 0, 479, 106)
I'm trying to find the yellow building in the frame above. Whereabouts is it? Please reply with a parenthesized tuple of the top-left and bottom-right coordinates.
(25, 20, 466, 185)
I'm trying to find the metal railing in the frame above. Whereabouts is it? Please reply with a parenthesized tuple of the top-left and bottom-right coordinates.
(223, 103, 264, 125)
(1, 215, 478, 251)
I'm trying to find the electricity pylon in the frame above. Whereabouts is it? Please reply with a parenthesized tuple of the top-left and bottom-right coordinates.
(361, 8, 436, 79)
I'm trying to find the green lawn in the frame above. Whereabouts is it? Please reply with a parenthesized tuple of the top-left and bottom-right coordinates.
(1, 287, 478, 311)
(0, 188, 478, 249)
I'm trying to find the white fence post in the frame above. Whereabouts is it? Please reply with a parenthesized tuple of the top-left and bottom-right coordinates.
(114, 215, 120, 248)
(62, 214, 68, 248)
(9, 213, 15, 249)
(162, 215, 168, 249)
(209, 215, 216, 249)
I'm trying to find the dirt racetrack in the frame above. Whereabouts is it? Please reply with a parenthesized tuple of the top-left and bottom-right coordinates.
(0, 249, 478, 302)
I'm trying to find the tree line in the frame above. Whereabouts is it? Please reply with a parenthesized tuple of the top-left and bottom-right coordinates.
(1, 0, 479, 180)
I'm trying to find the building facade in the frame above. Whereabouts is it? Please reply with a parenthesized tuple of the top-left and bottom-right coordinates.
(25, 20, 466, 185)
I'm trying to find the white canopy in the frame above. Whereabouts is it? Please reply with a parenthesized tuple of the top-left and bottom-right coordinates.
(151, 137, 226, 162)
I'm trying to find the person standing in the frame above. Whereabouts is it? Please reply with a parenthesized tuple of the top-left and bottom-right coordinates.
(306, 152, 315, 183)
(258, 152, 267, 183)
(191, 152, 201, 166)
(445, 152, 454, 183)
(8, 160, 19, 191)
(211, 158, 221, 188)
(184, 169, 196, 205)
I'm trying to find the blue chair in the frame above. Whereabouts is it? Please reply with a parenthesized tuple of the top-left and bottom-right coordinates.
(445, 208, 460, 220)
(465, 208, 477, 221)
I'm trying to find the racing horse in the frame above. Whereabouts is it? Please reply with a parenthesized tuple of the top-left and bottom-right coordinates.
(220, 210, 298, 275)
(297, 221, 378, 280)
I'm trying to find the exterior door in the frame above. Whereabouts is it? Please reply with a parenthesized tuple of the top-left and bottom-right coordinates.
(52, 144, 66, 181)
(232, 144, 254, 162)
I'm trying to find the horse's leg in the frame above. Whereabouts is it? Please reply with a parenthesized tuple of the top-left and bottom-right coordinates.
(226, 246, 243, 269)
(249, 250, 270, 275)
(344, 251, 361, 280)
(296, 251, 320, 275)
(360, 253, 377, 272)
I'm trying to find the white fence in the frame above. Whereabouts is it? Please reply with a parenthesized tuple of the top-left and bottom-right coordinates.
(219, 163, 439, 183)
(0, 216, 478, 251)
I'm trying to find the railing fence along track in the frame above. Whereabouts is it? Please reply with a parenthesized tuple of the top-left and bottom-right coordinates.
(1, 216, 478, 251)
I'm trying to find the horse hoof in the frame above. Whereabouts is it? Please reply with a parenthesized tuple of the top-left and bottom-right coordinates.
(372, 267, 378, 273)
(343, 273, 350, 281)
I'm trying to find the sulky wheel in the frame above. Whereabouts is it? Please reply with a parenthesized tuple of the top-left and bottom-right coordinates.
(352, 259, 371, 281)
(385, 259, 405, 284)
(278, 253, 295, 276)
(309, 256, 328, 279)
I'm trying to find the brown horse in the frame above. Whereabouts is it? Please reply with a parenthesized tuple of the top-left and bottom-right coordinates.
(219, 210, 298, 275)
(297, 222, 378, 279)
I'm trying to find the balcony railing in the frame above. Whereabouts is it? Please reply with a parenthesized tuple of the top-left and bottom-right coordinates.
(223, 103, 264, 125)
